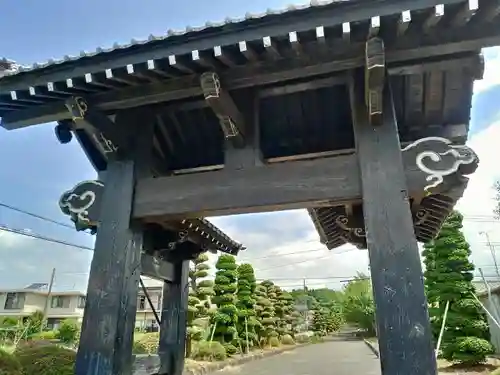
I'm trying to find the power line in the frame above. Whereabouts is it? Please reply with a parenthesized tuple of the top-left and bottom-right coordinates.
(0, 224, 93, 251)
(0, 202, 86, 233)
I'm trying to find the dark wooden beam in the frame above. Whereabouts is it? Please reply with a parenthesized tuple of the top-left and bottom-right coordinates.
(130, 144, 446, 219)
(140, 253, 175, 281)
(158, 259, 189, 375)
(349, 70, 436, 375)
(364, 37, 386, 126)
(2, 46, 485, 131)
(200, 72, 245, 147)
(65, 97, 128, 157)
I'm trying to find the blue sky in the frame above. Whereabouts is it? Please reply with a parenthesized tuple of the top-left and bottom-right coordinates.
(0, 1, 500, 292)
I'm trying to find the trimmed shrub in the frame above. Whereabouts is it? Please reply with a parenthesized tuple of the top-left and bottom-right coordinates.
(56, 319, 79, 344)
(294, 333, 311, 344)
(191, 341, 226, 361)
(134, 332, 159, 355)
(0, 347, 22, 375)
(132, 340, 148, 354)
(268, 337, 280, 347)
(30, 331, 58, 341)
(15, 344, 75, 375)
(280, 334, 295, 345)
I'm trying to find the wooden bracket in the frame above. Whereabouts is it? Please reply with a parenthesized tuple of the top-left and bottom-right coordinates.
(364, 37, 386, 127)
(64, 96, 129, 157)
(200, 72, 245, 147)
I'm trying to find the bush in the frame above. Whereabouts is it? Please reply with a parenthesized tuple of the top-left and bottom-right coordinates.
(280, 334, 295, 345)
(0, 347, 22, 375)
(191, 341, 226, 361)
(442, 336, 494, 365)
(268, 337, 280, 347)
(31, 331, 58, 341)
(132, 340, 148, 354)
(15, 344, 75, 375)
(134, 332, 159, 355)
(56, 320, 80, 344)
(223, 343, 238, 355)
(294, 333, 311, 344)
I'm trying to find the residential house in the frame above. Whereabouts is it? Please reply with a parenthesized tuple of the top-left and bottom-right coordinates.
(0, 283, 86, 329)
(0, 278, 168, 332)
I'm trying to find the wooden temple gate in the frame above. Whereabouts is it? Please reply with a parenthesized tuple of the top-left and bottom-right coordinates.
(1, 0, 500, 374)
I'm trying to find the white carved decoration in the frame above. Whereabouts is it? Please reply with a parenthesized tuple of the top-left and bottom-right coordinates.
(59, 180, 104, 224)
(402, 136, 477, 191)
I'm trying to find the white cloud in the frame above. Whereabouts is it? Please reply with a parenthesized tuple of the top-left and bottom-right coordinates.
(474, 46, 500, 94)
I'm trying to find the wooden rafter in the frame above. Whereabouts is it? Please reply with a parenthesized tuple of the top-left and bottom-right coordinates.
(200, 71, 245, 147)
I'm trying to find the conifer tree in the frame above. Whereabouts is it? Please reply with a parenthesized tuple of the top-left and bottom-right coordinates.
(255, 281, 278, 346)
(211, 254, 238, 355)
(423, 211, 493, 364)
(235, 263, 258, 352)
(186, 253, 214, 356)
(274, 286, 287, 338)
(311, 301, 328, 336)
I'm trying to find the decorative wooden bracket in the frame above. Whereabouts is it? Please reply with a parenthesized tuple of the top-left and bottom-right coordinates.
(309, 136, 479, 250)
(63, 96, 129, 157)
(58, 179, 244, 255)
(59, 180, 104, 234)
(364, 37, 386, 126)
(200, 72, 245, 147)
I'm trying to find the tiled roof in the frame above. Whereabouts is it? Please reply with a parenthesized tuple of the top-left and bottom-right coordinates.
(0, 0, 347, 78)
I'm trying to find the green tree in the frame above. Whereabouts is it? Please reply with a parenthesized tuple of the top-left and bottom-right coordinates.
(255, 281, 278, 346)
(186, 253, 214, 356)
(423, 210, 493, 364)
(311, 301, 328, 336)
(342, 276, 376, 335)
(211, 254, 238, 355)
(273, 286, 288, 338)
(235, 263, 258, 352)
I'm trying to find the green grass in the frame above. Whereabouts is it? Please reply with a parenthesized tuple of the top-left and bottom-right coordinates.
(0, 344, 15, 354)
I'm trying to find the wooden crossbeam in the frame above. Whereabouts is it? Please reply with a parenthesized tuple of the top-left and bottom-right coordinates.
(132, 137, 478, 219)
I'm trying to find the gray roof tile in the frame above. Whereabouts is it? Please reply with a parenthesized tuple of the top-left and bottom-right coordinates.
(0, 0, 347, 78)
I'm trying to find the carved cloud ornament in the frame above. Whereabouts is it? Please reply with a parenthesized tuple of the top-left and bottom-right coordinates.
(402, 136, 479, 192)
(59, 180, 104, 233)
(309, 136, 479, 250)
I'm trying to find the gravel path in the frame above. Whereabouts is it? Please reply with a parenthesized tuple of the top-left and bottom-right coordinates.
(214, 339, 381, 375)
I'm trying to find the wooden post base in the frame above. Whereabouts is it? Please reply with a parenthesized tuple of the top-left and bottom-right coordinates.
(158, 260, 190, 375)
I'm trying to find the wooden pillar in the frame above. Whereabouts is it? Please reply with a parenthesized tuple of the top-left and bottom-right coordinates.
(349, 69, 437, 375)
(74, 160, 142, 375)
(75, 110, 155, 375)
(158, 258, 190, 375)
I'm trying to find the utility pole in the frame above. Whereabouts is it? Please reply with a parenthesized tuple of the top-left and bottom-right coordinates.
(40, 268, 56, 332)
(480, 231, 500, 278)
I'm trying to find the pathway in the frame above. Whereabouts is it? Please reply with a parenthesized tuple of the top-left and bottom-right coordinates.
(214, 339, 381, 375)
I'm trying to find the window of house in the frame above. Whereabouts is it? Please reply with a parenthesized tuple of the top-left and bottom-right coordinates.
(77, 296, 86, 308)
(51, 296, 70, 308)
(157, 294, 162, 311)
(4, 292, 25, 310)
(138, 296, 146, 310)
